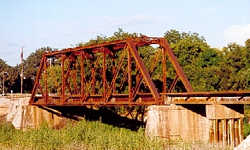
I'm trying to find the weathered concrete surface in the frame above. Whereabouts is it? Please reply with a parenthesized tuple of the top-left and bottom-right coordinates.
(0, 97, 11, 120)
(6, 97, 29, 128)
(145, 104, 210, 142)
(0, 97, 69, 129)
(206, 104, 244, 119)
(145, 104, 244, 146)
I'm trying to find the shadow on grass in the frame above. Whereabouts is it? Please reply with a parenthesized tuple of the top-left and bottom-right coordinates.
(38, 106, 144, 131)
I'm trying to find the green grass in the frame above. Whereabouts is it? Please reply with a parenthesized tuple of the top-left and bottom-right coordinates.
(244, 121, 250, 138)
(2, 105, 249, 150)
(0, 120, 234, 150)
(244, 105, 250, 138)
(0, 120, 166, 150)
(245, 105, 250, 116)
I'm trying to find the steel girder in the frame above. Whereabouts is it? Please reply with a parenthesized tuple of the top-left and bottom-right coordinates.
(29, 36, 250, 106)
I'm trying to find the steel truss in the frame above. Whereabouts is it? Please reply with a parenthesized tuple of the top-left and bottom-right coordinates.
(29, 37, 250, 106)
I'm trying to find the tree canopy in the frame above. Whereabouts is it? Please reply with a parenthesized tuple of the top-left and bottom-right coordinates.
(1, 29, 250, 93)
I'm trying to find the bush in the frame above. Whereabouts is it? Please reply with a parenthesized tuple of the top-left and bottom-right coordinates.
(244, 118, 250, 138)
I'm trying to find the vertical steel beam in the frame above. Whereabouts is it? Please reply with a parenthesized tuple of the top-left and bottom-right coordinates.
(61, 55, 66, 104)
(71, 56, 77, 94)
(160, 38, 193, 92)
(127, 47, 132, 103)
(112, 58, 116, 93)
(80, 53, 85, 101)
(162, 48, 167, 93)
(103, 50, 107, 100)
(126, 40, 160, 102)
(91, 61, 96, 95)
(44, 58, 48, 104)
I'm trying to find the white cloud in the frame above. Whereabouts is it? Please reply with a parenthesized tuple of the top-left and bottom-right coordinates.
(224, 24, 250, 45)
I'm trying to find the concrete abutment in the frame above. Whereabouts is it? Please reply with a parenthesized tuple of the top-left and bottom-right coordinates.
(145, 104, 244, 147)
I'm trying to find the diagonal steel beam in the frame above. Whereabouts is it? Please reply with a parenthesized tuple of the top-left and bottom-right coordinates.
(132, 50, 161, 100)
(105, 51, 126, 101)
(160, 38, 193, 92)
(126, 40, 161, 102)
(169, 75, 179, 92)
(30, 56, 46, 104)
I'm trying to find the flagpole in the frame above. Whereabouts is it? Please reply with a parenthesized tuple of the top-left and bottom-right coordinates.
(21, 47, 23, 94)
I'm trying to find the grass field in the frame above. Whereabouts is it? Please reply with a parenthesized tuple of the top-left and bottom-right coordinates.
(1, 105, 250, 150)
(0, 120, 165, 150)
(0, 120, 236, 150)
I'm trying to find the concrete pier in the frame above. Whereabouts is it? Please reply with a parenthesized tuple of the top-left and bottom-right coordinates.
(145, 104, 244, 146)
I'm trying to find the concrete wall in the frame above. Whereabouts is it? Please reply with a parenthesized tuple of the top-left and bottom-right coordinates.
(145, 104, 244, 146)
(146, 105, 209, 142)
(3, 97, 69, 129)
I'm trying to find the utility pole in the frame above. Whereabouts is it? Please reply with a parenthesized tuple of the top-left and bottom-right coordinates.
(2, 74, 4, 96)
(21, 47, 24, 94)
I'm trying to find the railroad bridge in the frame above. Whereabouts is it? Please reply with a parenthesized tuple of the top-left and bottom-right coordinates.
(29, 36, 250, 146)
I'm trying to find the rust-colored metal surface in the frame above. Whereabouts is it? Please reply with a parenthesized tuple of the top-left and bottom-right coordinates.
(29, 36, 250, 106)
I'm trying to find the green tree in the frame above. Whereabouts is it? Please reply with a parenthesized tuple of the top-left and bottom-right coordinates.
(0, 59, 20, 93)
(164, 30, 222, 91)
(0, 59, 9, 93)
(27, 29, 250, 94)
(245, 39, 250, 50)
(191, 48, 223, 91)
(0, 59, 8, 71)
(217, 42, 250, 90)
(24, 47, 52, 79)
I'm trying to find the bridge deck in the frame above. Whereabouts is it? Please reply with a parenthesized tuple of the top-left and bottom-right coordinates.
(31, 91, 250, 106)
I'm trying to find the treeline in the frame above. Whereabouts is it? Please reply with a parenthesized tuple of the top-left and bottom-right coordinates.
(0, 29, 250, 93)
(0, 47, 52, 93)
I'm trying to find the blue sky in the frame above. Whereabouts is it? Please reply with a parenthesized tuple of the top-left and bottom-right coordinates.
(0, 0, 250, 66)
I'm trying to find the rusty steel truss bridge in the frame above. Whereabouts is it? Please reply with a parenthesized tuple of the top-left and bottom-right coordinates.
(29, 36, 250, 106)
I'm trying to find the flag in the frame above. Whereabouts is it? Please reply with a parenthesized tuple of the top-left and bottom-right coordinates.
(20, 47, 23, 78)
(21, 47, 23, 64)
